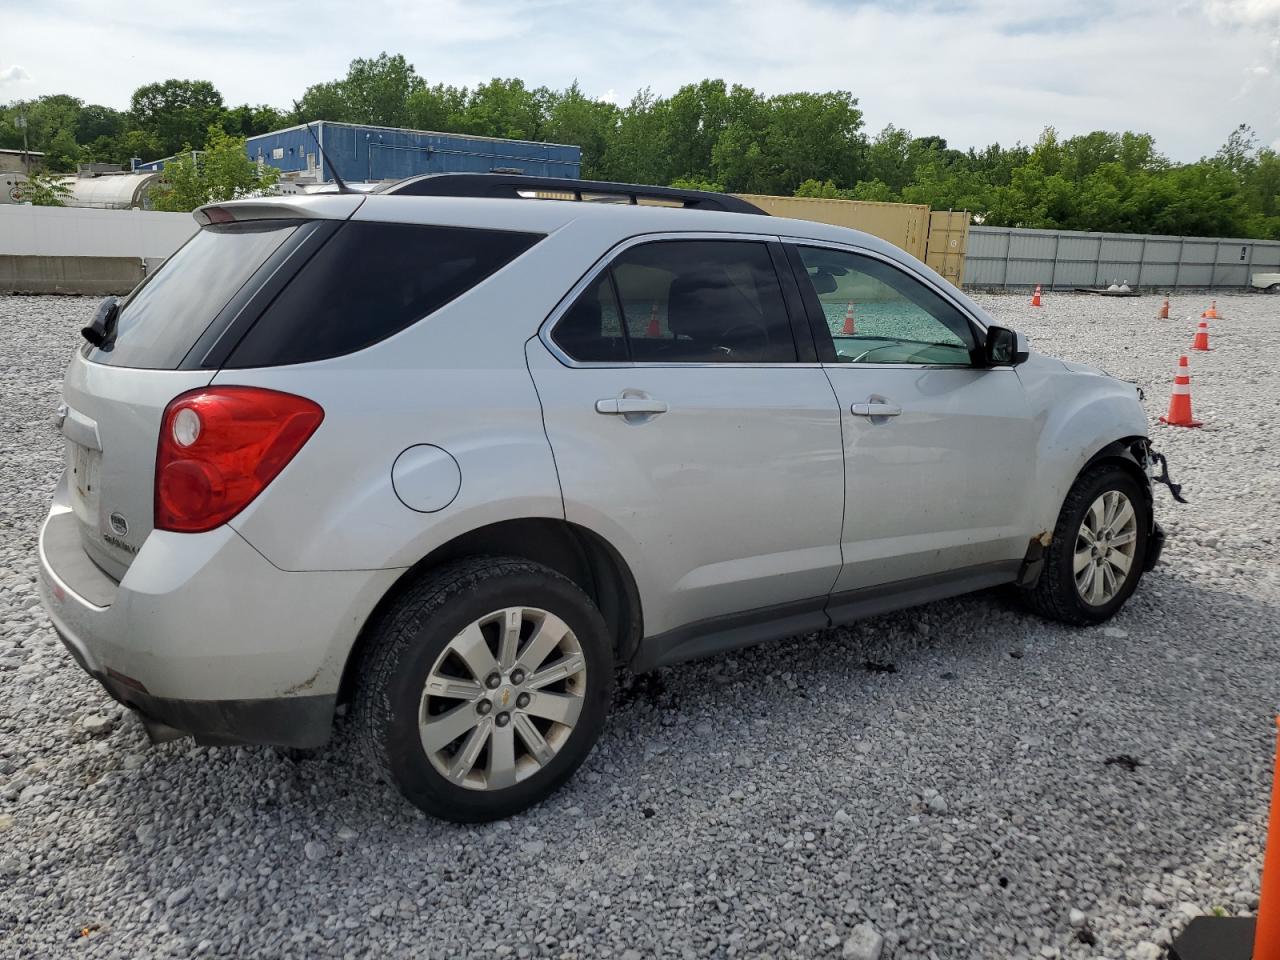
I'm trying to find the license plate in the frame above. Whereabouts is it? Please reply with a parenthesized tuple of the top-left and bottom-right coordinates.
(69, 442, 100, 516)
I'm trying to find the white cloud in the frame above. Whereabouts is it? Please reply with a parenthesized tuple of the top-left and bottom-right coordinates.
(596, 89, 617, 105)
(0, 64, 31, 85)
(1202, 0, 1280, 25)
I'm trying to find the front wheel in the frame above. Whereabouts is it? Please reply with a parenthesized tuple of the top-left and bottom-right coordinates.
(353, 557, 613, 822)
(1023, 463, 1150, 625)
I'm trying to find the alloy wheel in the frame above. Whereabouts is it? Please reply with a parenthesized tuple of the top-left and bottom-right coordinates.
(419, 607, 586, 791)
(1074, 490, 1139, 606)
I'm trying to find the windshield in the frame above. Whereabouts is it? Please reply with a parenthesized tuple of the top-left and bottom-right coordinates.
(85, 221, 299, 369)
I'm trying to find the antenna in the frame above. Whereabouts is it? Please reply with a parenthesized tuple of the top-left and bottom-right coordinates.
(302, 122, 353, 194)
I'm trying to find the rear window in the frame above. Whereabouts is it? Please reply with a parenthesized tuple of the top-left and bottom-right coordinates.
(223, 222, 544, 367)
(86, 222, 299, 369)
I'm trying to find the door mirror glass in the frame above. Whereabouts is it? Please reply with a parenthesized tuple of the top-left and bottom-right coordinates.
(984, 325, 1028, 366)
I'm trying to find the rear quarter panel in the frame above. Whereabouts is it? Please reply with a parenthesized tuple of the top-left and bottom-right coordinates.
(217, 220, 625, 573)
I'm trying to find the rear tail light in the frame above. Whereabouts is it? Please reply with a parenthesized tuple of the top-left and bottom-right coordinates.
(155, 387, 323, 533)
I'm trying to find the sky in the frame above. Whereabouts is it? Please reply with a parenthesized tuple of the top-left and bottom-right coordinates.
(2, 0, 1279, 162)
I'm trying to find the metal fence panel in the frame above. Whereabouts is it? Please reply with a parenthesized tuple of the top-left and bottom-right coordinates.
(963, 225, 1280, 290)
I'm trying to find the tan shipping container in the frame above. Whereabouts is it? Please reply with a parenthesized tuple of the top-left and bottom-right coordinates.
(734, 193, 968, 288)
(734, 194, 929, 261)
(925, 209, 970, 287)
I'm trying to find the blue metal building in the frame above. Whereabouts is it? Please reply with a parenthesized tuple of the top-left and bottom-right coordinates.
(134, 121, 581, 183)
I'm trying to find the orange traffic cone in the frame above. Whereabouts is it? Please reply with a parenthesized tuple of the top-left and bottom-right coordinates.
(646, 304, 660, 338)
(1257, 716, 1280, 960)
(1202, 299, 1218, 319)
(1158, 297, 1170, 319)
(1169, 717, 1280, 960)
(1192, 319, 1212, 352)
(1159, 355, 1202, 428)
(1030, 284, 1042, 307)
(842, 301, 857, 335)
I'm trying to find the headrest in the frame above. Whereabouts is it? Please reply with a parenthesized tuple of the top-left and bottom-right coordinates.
(666, 271, 759, 341)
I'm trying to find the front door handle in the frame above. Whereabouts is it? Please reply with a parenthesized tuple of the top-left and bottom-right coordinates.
(851, 401, 902, 418)
(595, 397, 669, 416)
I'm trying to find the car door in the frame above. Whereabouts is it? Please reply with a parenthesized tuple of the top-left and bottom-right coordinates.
(526, 233, 845, 642)
(784, 241, 1037, 596)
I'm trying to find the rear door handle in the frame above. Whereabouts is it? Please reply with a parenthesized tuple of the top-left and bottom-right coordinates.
(851, 401, 902, 418)
(595, 398, 669, 416)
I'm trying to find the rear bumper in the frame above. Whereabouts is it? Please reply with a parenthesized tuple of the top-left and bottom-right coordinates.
(37, 479, 401, 747)
(101, 662, 333, 748)
(54, 630, 333, 747)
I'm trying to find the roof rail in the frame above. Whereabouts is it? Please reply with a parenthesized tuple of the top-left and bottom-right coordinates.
(380, 173, 768, 215)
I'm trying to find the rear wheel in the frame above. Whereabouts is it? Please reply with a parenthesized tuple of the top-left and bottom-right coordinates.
(354, 557, 613, 822)
(1024, 464, 1150, 625)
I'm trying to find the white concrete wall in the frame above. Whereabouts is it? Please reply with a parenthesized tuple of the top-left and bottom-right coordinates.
(0, 205, 197, 259)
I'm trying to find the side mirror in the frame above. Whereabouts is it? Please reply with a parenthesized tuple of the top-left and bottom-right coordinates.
(984, 325, 1029, 366)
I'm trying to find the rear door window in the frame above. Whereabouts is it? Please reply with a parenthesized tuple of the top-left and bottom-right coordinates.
(550, 272, 628, 363)
(86, 222, 299, 369)
(551, 239, 798, 364)
(224, 222, 543, 367)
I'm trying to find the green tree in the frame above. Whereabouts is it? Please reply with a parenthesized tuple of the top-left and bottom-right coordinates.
(75, 104, 125, 144)
(19, 171, 73, 205)
(405, 82, 469, 132)
(457, 78, 546, 140)
(292, 80, 348, 123)
(1247, 149, 1280, 220)
(1215, 124, 1257, 176)
(130, 79, 225, 155)
(865, 125, 912, 191)
(660, 80, 742, 184)
(221, 104, 286, 138)
(340, 53, 424, 126)
(669, 175, 726, 193)
(600, 89, 670, 185)
(0, 95, 82, 161)
(149, 126, 279, 212)
(294, 53, 425, 127)
(850, 179, 898, 202)
(43, 128, 82, 171)
(542, 83, 618, 179)
(76, 127, 164, 167)
(794, 178, 850, 199)
(713, 90, 865, 194)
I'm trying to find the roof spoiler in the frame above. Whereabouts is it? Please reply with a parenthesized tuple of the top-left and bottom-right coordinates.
(381, 173, 768, 215)
(193, 195, 364, 226)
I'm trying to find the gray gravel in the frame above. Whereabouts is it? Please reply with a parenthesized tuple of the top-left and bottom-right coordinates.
(1, 291, 1278, 959)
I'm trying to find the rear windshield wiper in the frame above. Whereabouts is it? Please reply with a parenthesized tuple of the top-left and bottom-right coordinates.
(81, 296, 120, 348)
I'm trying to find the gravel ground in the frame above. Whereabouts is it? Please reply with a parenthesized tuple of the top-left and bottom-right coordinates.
(1, 291, 1278, 960)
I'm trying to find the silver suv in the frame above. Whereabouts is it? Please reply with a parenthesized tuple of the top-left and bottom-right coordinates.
(37, 175, 1168, 821)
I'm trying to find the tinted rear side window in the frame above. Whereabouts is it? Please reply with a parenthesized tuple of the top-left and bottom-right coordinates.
(225, 222, 543, 367)
(86, 222, 299, 369)
(551, 239, 797, 364)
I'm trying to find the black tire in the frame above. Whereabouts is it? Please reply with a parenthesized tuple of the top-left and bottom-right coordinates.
(353, 556, 613, 822)
(1023, 463, 1150, 626)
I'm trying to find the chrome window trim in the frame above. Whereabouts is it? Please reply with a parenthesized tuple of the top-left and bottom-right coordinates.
(537, 231, 824, 370)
